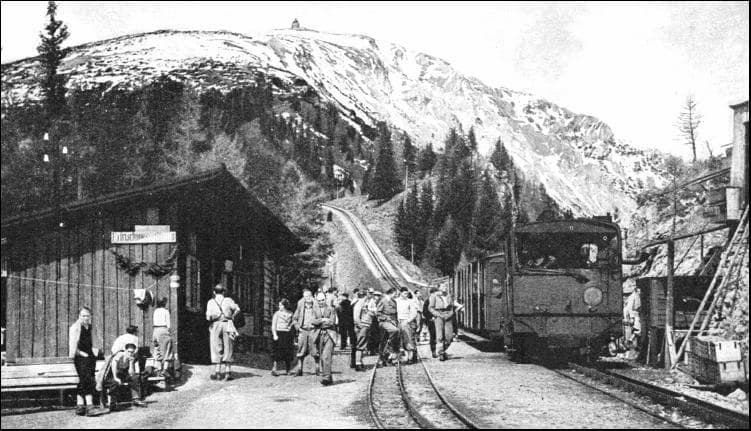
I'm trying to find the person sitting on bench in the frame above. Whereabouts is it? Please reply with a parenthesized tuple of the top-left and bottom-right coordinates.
(104, 343, 147, 411)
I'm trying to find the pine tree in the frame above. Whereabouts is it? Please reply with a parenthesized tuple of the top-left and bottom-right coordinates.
(403, 182, 421, 260)
(37, 0, 70, 205)
(468, 170, 506, 258)
(402, 134, 416, 175)
(323, 146, 336, 187)
(369, 122, 401, 201)
(394, 199, 410, 255)
(467, 126, 478, 153)
(447, 158, 476, 238)
(489, 138, 512, 177)
(419, 180, 434, 231)
(37, 0, 69, 123)
(361, 153, 374, 195)
(417, 142, 437, 175)
(429, 215, 462, 275)
(416, 180, 434, 260)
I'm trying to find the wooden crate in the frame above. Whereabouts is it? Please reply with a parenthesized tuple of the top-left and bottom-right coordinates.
(687, 352, 745, 384)
(688, 336, 743, 362)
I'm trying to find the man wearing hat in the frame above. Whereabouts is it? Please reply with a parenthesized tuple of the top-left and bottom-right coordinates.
(352, 289, 374, 371)
(205, 283, 240, 380)
(336, 292, 355, 350)
(292, 288, 320, 376)
(367, 289, 382, 355)
(312, 291, 338, 385)
(376, 288, 399, 366)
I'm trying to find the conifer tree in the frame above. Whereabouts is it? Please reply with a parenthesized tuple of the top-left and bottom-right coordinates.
(419, 180, 434, 231)
(428, 215, 462, 275)
(361, 153, 374, 195)
(37, 0, 70, 204)
(490, 138, 512, 176)
(417, 142, 437, 175)
(38, 0, 69, 123)
(403, 182, 421, 259)
(415, 180, 434, 259)
(394, 199, 410, 255)
(468, 170, 506, 258)
(447, 158, 476, 237)
(467, 126, 478, 153)
(402, 134, 416, 174)
(369, 122, 401, 200)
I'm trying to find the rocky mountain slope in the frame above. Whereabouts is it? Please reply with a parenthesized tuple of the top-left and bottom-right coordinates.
(1, 27, 668, 222)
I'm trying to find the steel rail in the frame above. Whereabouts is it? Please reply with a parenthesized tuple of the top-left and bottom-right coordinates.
(550, 365, 688, 428)
(414, 350, 484, 429)
(562, 362, 749, 429)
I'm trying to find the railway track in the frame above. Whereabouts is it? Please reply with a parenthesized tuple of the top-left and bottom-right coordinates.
(322, 204, 425, 289)
(367, 353, 482, 429)
(552, 362, 749, 429)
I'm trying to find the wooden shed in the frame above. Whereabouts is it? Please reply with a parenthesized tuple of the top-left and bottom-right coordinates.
(635, 276, 712, 364)
(0, 166, 305, 364)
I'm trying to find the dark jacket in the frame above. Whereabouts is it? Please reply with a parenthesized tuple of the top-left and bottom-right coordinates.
(312, 302, 338, 342)
(337, 299, 354, 325)
(377, 297, 398, 325)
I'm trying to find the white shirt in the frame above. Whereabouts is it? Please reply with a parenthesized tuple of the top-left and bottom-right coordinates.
(396, 297, 418, 322)
(111, 333, 139, 354)
(153, 308, 171, 328)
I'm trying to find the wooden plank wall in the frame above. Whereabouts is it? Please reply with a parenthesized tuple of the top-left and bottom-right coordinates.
(5, 206, 180, 361)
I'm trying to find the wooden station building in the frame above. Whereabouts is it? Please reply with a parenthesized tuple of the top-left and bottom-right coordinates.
(0, 166, 305, 364)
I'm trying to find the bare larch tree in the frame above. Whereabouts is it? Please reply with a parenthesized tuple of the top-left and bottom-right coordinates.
(677, 95, 702, 162)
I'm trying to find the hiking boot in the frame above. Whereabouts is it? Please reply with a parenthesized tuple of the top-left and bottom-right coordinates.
(133, 399, 147, 408)
(210, 372, 220, 381)
(439, 353, 447, 361)
(271, 370, 279, 377)
(321, 377, 333, 386)
(223, 372, 233, 381)
(75, 406, 86, 416)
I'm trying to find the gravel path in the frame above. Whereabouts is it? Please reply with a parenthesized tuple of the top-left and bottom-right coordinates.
(1, 351, 373, 429)
(416, 340, 677, 429)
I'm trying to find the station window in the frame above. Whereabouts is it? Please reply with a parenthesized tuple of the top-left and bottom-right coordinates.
(517, 233, 616, 269)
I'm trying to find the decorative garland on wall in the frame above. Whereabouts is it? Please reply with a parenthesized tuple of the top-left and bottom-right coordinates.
(110, 245, 180, 279)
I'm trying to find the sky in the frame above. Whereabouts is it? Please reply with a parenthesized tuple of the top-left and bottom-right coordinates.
(1, 1, 748, 158)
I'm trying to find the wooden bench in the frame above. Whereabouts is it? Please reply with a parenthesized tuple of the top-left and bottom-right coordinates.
(1, 359, 166, 405)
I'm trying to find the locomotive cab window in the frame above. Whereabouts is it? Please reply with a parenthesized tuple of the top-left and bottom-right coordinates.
(517, 232, 616, 270)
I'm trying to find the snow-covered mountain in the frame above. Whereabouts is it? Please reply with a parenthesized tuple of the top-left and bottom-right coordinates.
(1, 28, 668, 220)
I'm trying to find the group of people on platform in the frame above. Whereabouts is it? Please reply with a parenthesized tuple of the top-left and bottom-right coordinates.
(267, 283, 464, 386)
(67, 281, 461, 416)
(67, 298, 176, 416)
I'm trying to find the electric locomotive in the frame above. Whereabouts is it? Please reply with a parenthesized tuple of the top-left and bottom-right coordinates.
(451, 216, 623, 361)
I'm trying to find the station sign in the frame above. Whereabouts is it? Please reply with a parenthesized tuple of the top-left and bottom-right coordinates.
(111, 231, 176, 244)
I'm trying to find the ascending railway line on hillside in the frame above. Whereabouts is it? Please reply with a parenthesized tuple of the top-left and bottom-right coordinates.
(322, 204, 428, 289)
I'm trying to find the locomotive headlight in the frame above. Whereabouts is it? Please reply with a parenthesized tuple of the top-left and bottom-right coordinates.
(583, 287, 603, 306)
